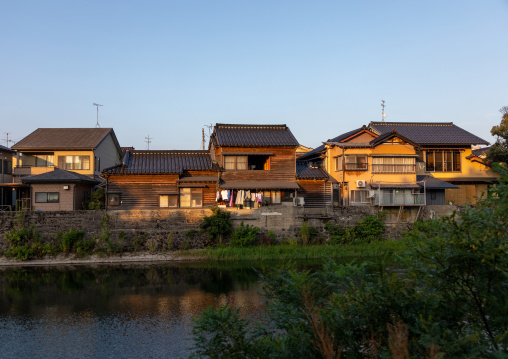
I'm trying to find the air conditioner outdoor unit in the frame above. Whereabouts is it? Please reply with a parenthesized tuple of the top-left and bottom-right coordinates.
(356, 180, 366, 188)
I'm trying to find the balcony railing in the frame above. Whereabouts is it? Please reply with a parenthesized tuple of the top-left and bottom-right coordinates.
(373, 191, 425, 206)
(14, 166, 55, 176)
(344, 163, 368, 171)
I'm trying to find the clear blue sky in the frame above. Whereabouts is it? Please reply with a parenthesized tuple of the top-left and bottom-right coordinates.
(1, 0, 507, 150)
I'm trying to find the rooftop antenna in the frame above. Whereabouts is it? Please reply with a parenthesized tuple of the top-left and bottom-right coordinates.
(93, 103, 103, 128)
(145, 135, 153, 150)
(381, 100, 386, 122)
(3, 132, 14, 147)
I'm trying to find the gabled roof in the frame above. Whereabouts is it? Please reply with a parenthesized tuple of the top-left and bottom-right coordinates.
(211, 124, 299, 147)
(0, 145, 15, 153)
(416, 175, 459, 189)
(12, 128, 121, 151)
(369, 122, 489, 146)
(369, 129, 420, 148)
(103, 150, 216, 175)
(296, 162, 330, 180)
(21, 169, 100, 184)
(297, 127, 365, 161)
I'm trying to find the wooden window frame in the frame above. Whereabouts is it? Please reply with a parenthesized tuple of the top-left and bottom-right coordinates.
(179, 188, 203, 208)
(159, 194, 178, 208)
(223, 155, 270, 171)
(108, 193, 121, 207)
(58, 155, 91, 170)
(425, 150, 461, 173)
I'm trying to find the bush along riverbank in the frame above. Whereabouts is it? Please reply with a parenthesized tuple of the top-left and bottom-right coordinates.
(191, 165, 508, 358)
(0, 204, 401, 263)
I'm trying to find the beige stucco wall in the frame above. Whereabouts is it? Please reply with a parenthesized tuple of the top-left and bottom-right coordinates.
(31, 183, 81, 211)
(426, 148, 500, 180)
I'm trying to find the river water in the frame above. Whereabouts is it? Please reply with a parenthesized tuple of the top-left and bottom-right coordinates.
(0, 260, 325, 359)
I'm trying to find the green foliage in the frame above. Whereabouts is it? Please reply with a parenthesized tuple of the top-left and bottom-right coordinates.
(487, 106, 508, 165)
(59, 229, 86, 254)
(191, 304, 260, 359)
(325, 214, 385, 245)
(200, 206, 233, 245)
(352, 213, 386, 243)
(146, 237, 159, 252)
(192, 171, 508, 357)
(262, 230, 277, 246)
(230, 222, 260, 247)
(87, 187, 105, 210)
(166, 231, 174, 250)
(4, 225, 54, 260)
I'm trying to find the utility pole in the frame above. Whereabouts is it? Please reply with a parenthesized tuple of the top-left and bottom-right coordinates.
(381, 100, 386, 122)
(202, 128, 205, 150)
(145, 135, 152, 150)
(93, 103, 103, 128)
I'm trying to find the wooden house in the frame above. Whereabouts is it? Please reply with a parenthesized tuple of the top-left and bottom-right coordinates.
(296, 161, 334, 208)
(0, 145, 16, 209)
(209, 124, 300, 207)
(102, 150, 218, 209)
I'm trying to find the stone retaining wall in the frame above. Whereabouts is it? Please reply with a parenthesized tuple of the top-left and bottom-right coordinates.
(0, 204, 460, 249)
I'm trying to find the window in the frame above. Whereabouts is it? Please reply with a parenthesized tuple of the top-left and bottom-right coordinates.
(35, 192, 59, 203)
(425, 151, 461, 172)
(179, 188, 202, 208)
(108, 193, 120, 207)
(372, 157, 415, 173)
(224, 155, 270, 170)
(271, 190, 281, 204)
(35, 154, 54, 167)
(336, 155, 368, 171)
(160, 194, 178, 208)
(350, 190, 370, 204)
(58, 156, 90, 170)
(3, 160, 12, 175)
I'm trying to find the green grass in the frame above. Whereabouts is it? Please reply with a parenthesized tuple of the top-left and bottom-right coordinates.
(180, 240, 409, 261)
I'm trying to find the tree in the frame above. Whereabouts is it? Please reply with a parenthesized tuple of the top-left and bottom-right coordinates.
(487, 106, 508, 165)
(191, 166, 508, 358)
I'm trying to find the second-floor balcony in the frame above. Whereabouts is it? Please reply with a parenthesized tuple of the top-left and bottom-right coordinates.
(373, 189, 425, 206)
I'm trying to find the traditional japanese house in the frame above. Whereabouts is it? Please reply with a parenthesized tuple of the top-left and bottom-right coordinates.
(368, 122, 499, 204)
(102, 150, 218, 209)
(209, 124, 300, 207)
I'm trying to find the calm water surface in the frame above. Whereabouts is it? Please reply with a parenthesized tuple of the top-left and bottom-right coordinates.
(0, 260, 330, 359)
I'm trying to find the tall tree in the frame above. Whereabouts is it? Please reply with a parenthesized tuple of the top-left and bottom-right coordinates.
(487, 106, 508, 165)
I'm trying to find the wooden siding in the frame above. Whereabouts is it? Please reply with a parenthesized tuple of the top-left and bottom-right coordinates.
(107, 173, 217, 209)
(218, 147, 296, 183)
(297, 180, 331, 208)
(425, 189, 446, 205)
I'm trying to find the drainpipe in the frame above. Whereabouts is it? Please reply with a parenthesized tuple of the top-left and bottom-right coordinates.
(342, 147, 346, 206)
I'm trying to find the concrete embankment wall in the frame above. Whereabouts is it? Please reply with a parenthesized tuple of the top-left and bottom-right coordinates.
(0, 204, 461, 249)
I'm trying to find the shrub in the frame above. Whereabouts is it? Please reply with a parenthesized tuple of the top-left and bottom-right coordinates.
(324, 221, 348, 244)
(166, 232, 174, 250)
(4, 225, 54, 260)
(200, 206, 233, 245)
(146, 237, 159, 252)
(352, 214, 385, 243)
(87, 188, 105, 210)
(262, 230, 277, 246)
(59, 229, 86, 254)
(301, 221, 310, 245)
(230, 222, 260, 247)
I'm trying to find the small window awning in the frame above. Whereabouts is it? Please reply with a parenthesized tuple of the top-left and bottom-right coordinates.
(219, 181, 300, 190)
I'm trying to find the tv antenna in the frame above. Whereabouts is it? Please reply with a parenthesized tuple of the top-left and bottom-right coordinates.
(4, 132, 14, 147)
(145, 135, 153, 150)
(93, 103, 103, 128)
(381, 100, 386, 122)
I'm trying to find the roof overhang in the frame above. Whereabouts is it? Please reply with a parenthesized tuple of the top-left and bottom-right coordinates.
(219, 181, 300, 190)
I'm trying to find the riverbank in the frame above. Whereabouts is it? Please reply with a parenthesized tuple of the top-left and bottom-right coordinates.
(0, 240, 407, 267)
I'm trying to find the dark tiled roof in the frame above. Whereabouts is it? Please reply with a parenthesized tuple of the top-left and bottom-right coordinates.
(21, 169, 100, 184)
(377, 183, 421, 189)
(369, 122, 489, 146)
(0, 145, 15, 153)
(212, 124, 299, 147)
(297, 127, 365, 161)
(103, 150, 216, 175)
(12, 128, 117, 150)
(472, 146, 490, 157)
(296, 162, 330, 180)
(218, 181, 300, 189)
(417, 175, 459, 189)
(178, 176, 218, 182)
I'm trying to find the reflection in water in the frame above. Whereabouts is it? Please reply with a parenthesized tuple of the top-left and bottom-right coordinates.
(0, 262, 267, 359)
